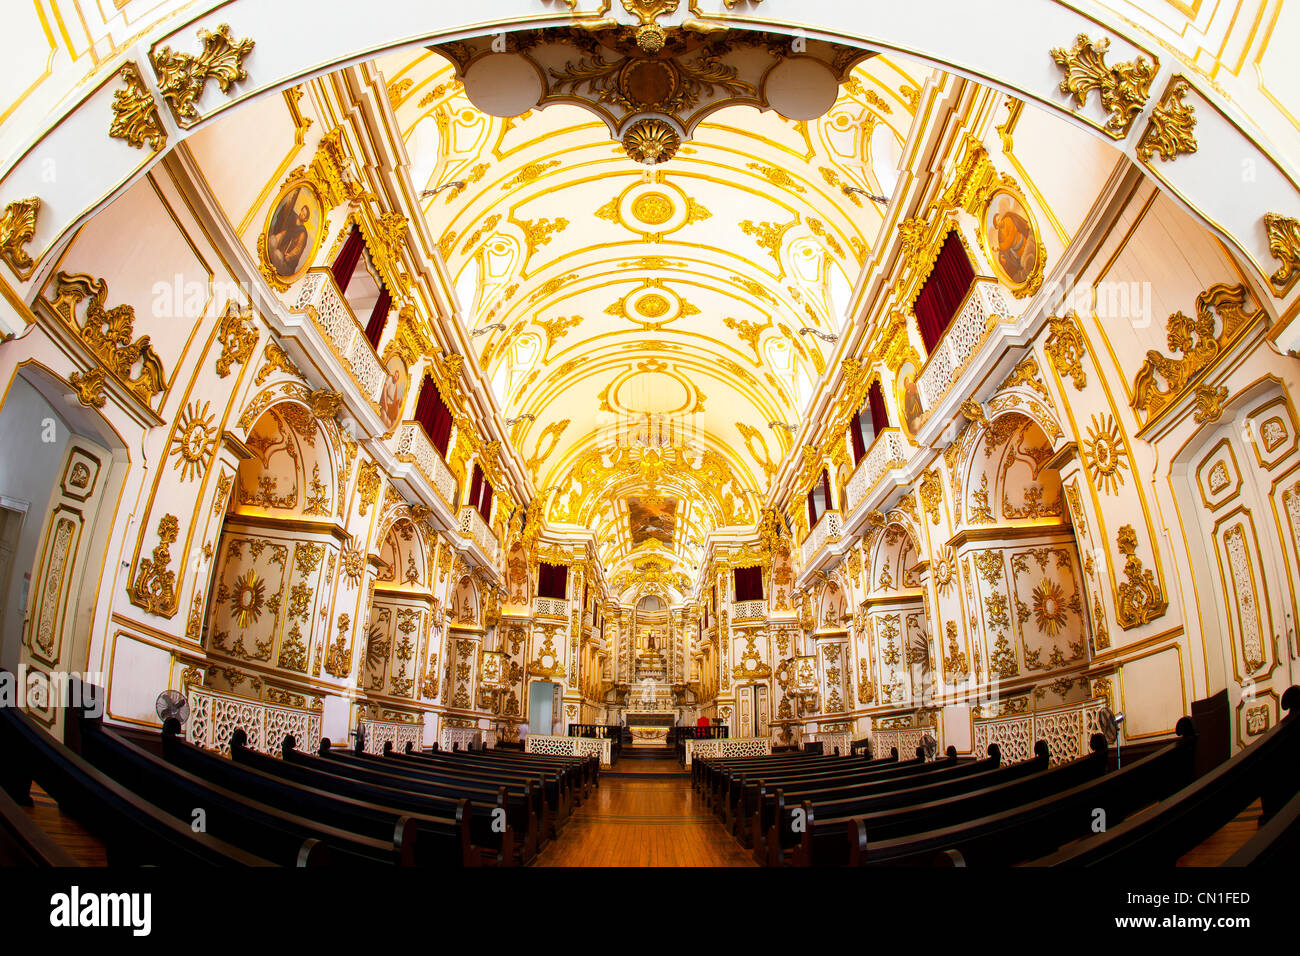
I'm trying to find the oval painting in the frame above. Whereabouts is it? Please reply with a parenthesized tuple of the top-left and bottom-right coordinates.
(262, 179, 324, 284)
(982, 187, 1041, 293)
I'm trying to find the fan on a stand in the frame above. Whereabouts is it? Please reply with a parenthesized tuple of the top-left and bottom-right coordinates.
(155, 689, 190, 733)
(1098, 706, 1126, 767)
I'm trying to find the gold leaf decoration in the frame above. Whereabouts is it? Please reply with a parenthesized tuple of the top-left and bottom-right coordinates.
(1136, 76, 1197, 163)
(0, 197, 40, 279)
(1114, 524, 1168, 629)
(1263, 212, 1300, 297)
(150, 23, 255, 125)
(622, 118, 681, 165)
(215, 301, 259, 378)
(109, 61, 167, 151)
(1044, 312, 1087, 390)
(1049, 33, 1153, 138)
(132, 514, 180, 616)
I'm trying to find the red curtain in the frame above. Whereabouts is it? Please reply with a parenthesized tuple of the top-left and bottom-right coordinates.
(469, 464, 483, 514)
(363, 286, 390, 348)
(868, 379, 889, 434)
(330, 226, 365, 293)
(915, 231, 975, 352)
(822, 468, 833, 512)
(478, 478, 493, 521)
(734, 565, 764, 601)
(415, 375, 452, 456)
(849, 414, 866, 463)
(538, 562, 567, 599)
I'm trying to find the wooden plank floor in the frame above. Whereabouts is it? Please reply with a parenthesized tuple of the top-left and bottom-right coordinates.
(532, 775, 756, 867)
(19, 783, 108, 865)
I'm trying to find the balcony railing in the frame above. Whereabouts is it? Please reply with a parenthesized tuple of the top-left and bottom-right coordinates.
(535, 596, 569, 620)
(801, 509, 843, 566)
(914, 278, 1014, 415)
(731, 600, 766, 622)
(458, 505, 500, 565)
(843, 427, 909, 514)
(392, 421, 457, 508)
(293, 268, 387, 407)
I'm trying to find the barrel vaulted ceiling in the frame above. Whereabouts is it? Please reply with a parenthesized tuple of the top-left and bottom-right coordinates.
(379, 41, 932, 590)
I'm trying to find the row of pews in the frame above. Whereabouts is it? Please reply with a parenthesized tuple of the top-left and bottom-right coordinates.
(0, 676, 597, 867)
(693, 686, 1300, 866)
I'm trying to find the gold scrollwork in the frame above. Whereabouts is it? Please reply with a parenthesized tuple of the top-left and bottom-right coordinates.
(132, 514, 180, 616)
(1049, 33, 1153, 139)
(1044, 312, 1087, 390)
(622, 118, 681, 165)
(150, 24, 255, 126)
(1136, 76, 1197, 164)
(109, 61, 167, 151)
(0, 197, 40, 279)
(1114, 524, 1167, 629)
(1263, 212, 1300, 297)
(215, 301, 259, 378)
(45, 272, 167, 410)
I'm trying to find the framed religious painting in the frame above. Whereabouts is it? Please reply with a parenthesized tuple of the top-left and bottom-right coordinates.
(258, 177, 325, 291)
(895, 360, 923, 439)
(979, 183, 1045, 298)
(379, 353, 410, 433)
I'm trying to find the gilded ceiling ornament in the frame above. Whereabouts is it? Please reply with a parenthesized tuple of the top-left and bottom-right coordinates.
(1081, 413, 1128, 495)
(150, 23, 255, 126)
(1049, 33, 1153, 138)
(1263, 212, 1300, 297)
(622, 118, 681, 164)
(1114, 524, 1167, 629)
(109, 61, 167, 151)
(621, 0, 680, 53)
(1044, 311, 1088, 390)
(1136, 76, 1197, 164)
(1000, 356, 1051, 400)
(0, 196, 40, 279)
(44, 272, 167, 410)
(1192, 383, 1229, 424)
(132, 514, 180, 617)
(215, 301, 259, 378)
(68, 368, 108, 409)
(255, 340, 302, 385)
(169, 400, 218, 482)
(1132, 283, 1261, 427)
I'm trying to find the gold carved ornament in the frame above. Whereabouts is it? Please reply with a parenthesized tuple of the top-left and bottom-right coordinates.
(132, 514, 180, 616)
(109, 61, 167, 151)
(1263, 213, 1300, 297)
(1044, 312, 1087, 389)
(150, 24, 255, 126)
(1136, 76, 1197, 164)
(0, 197, 40, 280)
(68, 368, 108, 409)
(1049, 34, 1153, 139)
(1131, 283, 1261, 428)
(44, 272, 167, 411)
(215, 301, 259, 378)
(622, 119, 682, 165)
(1114, 524, 1167, 629)
(1192, 384, 1229, 425)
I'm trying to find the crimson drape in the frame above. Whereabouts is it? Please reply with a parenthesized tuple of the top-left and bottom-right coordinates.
(868, 379, 889, 434)
(330, 226, 365, 293)
(364, 286, 390, 348)
(734, 565, 764, 601)
(538, 561, 567, 599)
(415, 375, 453, 456)
(478, 478, 493, 522)
(849, 413, 866, 463)
(915, 231, 975, 352)
(469, 464, 483, 514)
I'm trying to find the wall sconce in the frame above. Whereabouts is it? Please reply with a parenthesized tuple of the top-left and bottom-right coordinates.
(471, 323, 506, 338)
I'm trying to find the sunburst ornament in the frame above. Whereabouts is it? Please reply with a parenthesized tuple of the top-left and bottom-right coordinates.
(342, 548, 365, 587)
(169, 400, 217, 482)
(1082, 413, 1129, 495)
(1031, 579, 1069, 637)
(230, 570, 266, 629)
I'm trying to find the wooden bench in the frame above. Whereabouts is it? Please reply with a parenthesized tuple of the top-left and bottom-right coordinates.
(0, 694, 279, 866)
(1032, 686, 1300, 866)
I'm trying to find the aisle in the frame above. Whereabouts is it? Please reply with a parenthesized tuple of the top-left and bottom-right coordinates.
(531, 764, 756, 867)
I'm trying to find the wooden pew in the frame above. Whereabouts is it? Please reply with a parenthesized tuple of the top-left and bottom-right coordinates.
(455, 745, 599, 794)
(0, 695, 279, 866)
(1032, 686, 1300, 866)
(158, 725, 481, 868)
(305, 742, 539, 861)
(74, 708, 404, 867)
(864, 723, 1198, 866)
(701, 751, 905, 815)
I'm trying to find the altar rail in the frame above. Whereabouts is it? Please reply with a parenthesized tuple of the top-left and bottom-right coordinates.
(526, 734, 612, 767)
(684, 736, 772, 766)
(438, 726, 482, 751)
(973, 699, 1108, 766)
(185, 684, 322, 757)
(359, 718, 423, 755)
(807, 731, 854, 756)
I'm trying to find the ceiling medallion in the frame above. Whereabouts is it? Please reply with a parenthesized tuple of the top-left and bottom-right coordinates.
(636, 292, 671, 317)
(437, 22, 867, 164)
(631, 190, 675, 225)
(622, 117, 681, 164)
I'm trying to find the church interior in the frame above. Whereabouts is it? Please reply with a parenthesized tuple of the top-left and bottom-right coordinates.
(1, 0, 1300, 892)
